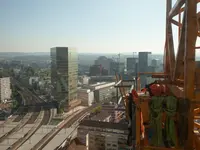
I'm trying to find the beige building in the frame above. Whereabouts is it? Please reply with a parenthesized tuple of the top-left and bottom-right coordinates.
(77, 120, 130, 150)
(86, 131, 130, 150)
(0, 77, 12, 102)
(77, 88, 94, 106)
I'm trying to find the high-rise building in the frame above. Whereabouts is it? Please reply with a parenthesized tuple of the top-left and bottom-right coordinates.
(51, 47, 78, 109)
(110, 61, 125, 75)
(138, 52, 151, 88)
(151, 59, 158, 67)
(126, 57, 138, 73)
(95, 56, 113, 75)
(0, 77, 12, 102)
(89, 65, 108, 76)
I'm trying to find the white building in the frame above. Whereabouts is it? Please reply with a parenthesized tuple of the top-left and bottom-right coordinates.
(0, 77, 12, 102)
(13, 69, 21, 75)
(86, 131, 130, 150)
(77, 120, 130, 150)
(77, 89, 94, 106)
(82, 76, 90, 85)
(29, 77, 39, 85)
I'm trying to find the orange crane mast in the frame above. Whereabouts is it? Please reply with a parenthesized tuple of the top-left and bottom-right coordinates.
(115, 0, 200, 149)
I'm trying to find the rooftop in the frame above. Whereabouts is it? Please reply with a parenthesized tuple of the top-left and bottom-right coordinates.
(90, 110, 111, 121)
(82, 82, 115, 90)
(79, 120, 128, 131)
(67, 138, 86, 150)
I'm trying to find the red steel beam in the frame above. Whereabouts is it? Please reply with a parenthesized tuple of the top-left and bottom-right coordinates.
(151, 74, 168, 78)
(169, 0, 185, 18)
(194, 133, 200, 150)
(138, 72, 165, 75)
(142, 146, 182, 150)
(184, 0, 197, 149)
(194, 108, 200, 114)
(167, 84, 184, 98)
(173, 10, 186, 81)
(166, 0, 176, 80)
(194, 116, 200, 119)
(171, 19, 182, 27)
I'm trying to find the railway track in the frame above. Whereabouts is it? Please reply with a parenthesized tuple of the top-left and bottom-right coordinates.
(32, 105, 99, 150)
(8, 110, 45, 150)
(41, 110, 50, 125)
(8, 109, 51, 150)
(0, 79, 52, 150)
(0, 101, 42, 144)
(13, 107, 28, 122)
(26, 107, 41, 124)
(55, 113, 89, 150)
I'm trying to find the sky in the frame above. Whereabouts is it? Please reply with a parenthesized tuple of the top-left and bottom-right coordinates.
(0, 0, 188, 54)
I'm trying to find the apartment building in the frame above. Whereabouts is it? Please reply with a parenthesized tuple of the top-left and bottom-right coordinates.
(0, 77, 12, 102)
(77, 120, 129, 148)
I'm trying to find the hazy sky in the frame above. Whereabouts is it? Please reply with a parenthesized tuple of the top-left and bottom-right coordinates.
(0, 0, 191, 54)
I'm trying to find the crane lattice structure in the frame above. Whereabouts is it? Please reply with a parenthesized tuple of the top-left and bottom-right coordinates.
(115, 0, 200, 149)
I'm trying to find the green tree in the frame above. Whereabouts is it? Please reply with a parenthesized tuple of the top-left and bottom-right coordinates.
(12, 100, 18, 109)
(25, 67, 35, 76)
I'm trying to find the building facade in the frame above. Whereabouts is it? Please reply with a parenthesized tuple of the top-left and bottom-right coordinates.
(138, 52, 151, 88)
(77, 88, 94, 106)
(95, 56, 112, 75)
(77, 120, 130, 150)
(126, 57, 137, 73)
(0, 77, 12, 102)
(51, 47, 78, 110)
(87, 131, 131, 150)
(89, 65, 108, 76)
(110, 62, 125, 75)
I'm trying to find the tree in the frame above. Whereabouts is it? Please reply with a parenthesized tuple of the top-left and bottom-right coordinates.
(25, 67, 35, 76)
(32, 82, 38, 91)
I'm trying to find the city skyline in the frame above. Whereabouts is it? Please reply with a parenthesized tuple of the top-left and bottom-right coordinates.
(1, 0, 167, 54)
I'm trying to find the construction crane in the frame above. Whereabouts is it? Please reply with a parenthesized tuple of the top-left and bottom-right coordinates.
(114, 0, 200, 149)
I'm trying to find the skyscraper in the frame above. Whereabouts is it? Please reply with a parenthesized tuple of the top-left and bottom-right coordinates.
(126, 57, 138, 73)
(51, 47, 78, 110)
(138, 52, 151, 88)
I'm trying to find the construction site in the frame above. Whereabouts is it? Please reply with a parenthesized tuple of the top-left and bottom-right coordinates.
(113, 0, 200, 149)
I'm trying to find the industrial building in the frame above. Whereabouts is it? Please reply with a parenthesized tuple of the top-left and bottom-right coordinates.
(0, 77, 12, 102)
(50, 47, 78, 110)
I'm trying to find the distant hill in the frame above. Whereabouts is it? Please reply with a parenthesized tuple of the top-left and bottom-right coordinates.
(0, 52, 49, 58)
(0, 52, 167, 66)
